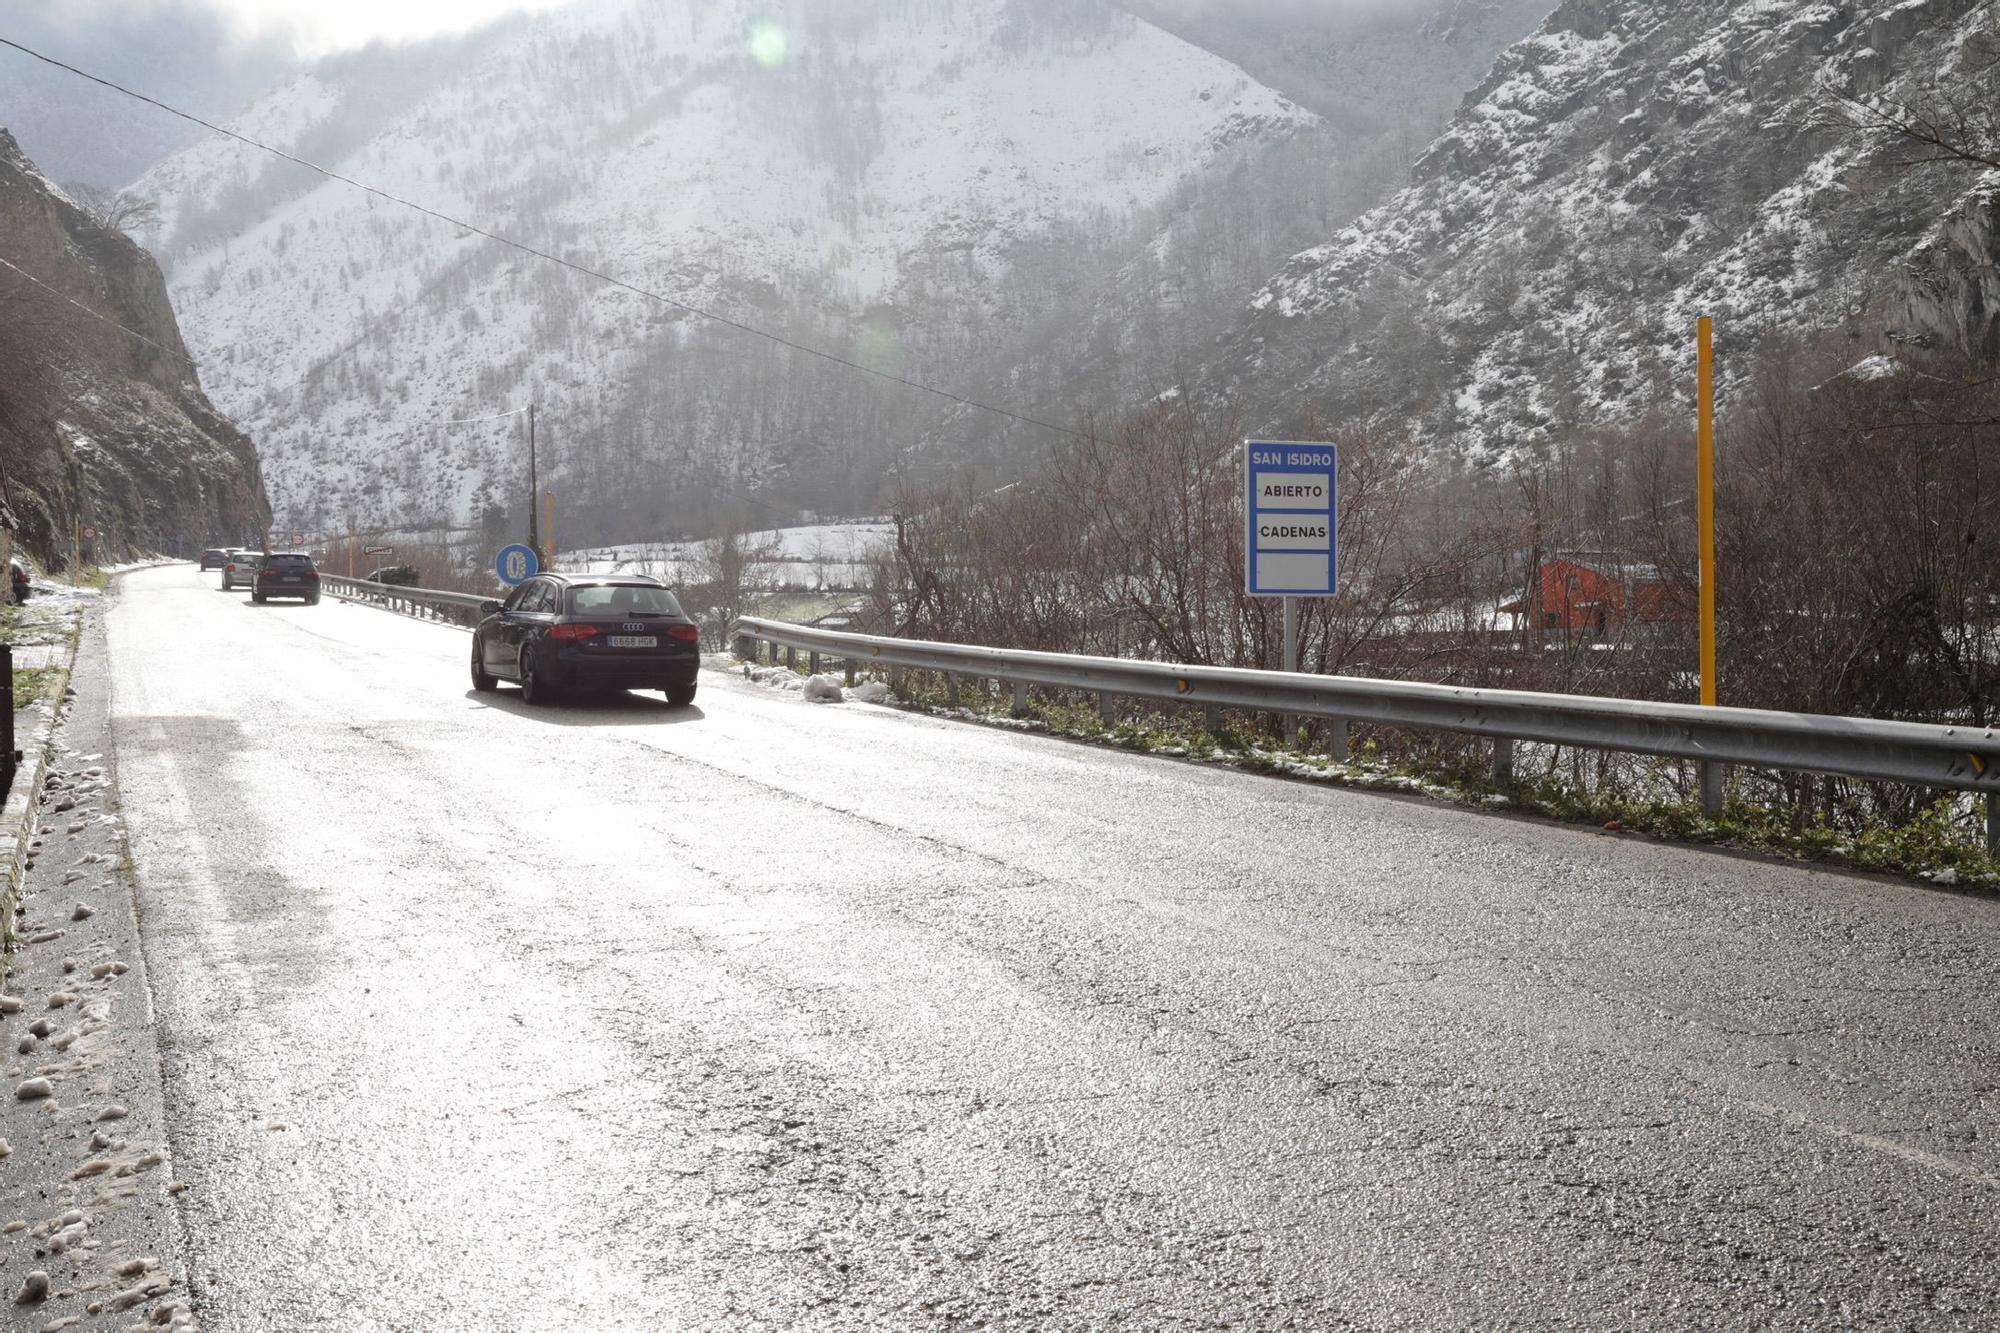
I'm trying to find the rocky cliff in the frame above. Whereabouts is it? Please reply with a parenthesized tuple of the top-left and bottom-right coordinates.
(1236, 0, 2000, 458)
(0, 129, 268, 563)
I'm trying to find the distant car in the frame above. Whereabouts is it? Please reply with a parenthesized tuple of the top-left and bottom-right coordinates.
(366, 565, 420, 587)
(252, 551, 320, 604)
(220, 548, 262, 590)
(199, 548, 228, 571)
(471, 574, 700, 706)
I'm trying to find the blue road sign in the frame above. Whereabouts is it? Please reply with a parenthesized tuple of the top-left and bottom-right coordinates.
(495, 544, 540, 586)
(1245, 441, 1338, 597)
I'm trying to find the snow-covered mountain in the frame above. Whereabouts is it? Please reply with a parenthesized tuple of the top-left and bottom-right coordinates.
(137, 0, 1323, 538)
(1234, 0, 2000, 459)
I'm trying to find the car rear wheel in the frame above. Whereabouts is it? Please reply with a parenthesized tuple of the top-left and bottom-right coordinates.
(666, 681, 697, 707)
(252, 591, 266, 604)
(307, 593, 320, 605)
(518, 644, 553, 706)
(471, 639, 497, 692)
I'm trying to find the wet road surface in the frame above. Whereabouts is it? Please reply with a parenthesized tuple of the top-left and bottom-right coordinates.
(107, 565, 2000, 1329)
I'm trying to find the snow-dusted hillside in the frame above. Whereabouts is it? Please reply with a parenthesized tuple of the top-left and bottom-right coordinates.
(1235, 0, 2000, 459)
(565, 520, 893, 589)
(138, 0, 1317, 536)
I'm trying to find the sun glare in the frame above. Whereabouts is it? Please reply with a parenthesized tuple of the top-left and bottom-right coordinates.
(747, 20, 790, 70)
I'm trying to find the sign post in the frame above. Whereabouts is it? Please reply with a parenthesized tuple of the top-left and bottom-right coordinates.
(1697, 317, 1723, 817)
(1246, 440, 1338, 746)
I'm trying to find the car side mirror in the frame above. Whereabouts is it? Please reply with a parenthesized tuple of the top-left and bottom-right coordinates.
(480, 600, 504, 616)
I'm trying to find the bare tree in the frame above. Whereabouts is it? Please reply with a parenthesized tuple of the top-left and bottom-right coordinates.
(63, 184, 163, 237)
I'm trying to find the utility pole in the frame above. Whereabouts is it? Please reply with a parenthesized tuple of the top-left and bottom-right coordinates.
(526, 401, 540, 567)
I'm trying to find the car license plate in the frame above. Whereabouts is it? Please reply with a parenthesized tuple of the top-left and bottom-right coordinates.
(282, 576, 301, 582)
(608, 636, 657, 648)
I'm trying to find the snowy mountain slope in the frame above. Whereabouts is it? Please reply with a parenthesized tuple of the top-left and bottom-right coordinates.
(1233, 0, 2000, 459)
(136, 0, 1318, 536)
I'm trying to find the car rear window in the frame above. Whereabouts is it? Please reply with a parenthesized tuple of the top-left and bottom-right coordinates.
(268, 554, 313, 567)
(568, 585, 683, 616)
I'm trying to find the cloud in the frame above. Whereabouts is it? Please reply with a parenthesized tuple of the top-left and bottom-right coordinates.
(151, 0, 572, 56)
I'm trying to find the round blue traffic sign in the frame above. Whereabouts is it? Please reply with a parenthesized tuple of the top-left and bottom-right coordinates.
(495, 544, 540, 586)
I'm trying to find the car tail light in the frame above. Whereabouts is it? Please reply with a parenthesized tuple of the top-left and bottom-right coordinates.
(262, 567, 278, 576)
(667, 625, 701, 642)
(551, 623, 599, 641)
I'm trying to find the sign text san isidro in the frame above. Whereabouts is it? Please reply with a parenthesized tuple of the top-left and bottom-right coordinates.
(1245, 440, 1338, 597)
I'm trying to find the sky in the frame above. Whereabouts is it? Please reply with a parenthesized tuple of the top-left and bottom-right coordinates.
(163, 0, 1440, 55)
(175, 0, 568, 54)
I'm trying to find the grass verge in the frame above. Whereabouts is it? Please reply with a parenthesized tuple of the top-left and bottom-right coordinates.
(739, 660, 2000, 896)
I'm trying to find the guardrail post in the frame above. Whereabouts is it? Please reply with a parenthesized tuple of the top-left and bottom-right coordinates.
(809, 651, 821, 676)
(890, 667, 905, 698)
(1700, 762, 1724, 819)
(733, 632, 754, 660)
(1988, 794, 1999, 860)
(1012, 681, 1029, 717)
(1329, 719, 1350, 764)
(1490, 737, 1514, 787)
(1204, 704, 1221, 736)
(844, 660, 856, 687)
(1098, 692, 1114, 726)
(945, 675, 960, 709)
(786, 646, 798, 672)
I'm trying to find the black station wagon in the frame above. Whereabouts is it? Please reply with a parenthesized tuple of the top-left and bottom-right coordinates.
(472, 574, 701, 706)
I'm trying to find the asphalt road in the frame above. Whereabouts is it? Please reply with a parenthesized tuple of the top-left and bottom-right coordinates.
(105, 565, 1999, 1330)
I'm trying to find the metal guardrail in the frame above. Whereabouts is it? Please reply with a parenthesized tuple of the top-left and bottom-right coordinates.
(320, 575, 493, 627)
(737, 616, 2000, 846)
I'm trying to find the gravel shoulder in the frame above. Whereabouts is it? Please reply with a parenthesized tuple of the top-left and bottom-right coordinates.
(0, 593, 193, 1332)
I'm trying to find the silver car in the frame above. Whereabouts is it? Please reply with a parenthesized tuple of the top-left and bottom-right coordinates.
(220, 548, 264, 591)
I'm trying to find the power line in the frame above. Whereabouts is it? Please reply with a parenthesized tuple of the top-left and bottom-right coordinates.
(0, 34, 1088, 444)
(441, 405, 531, 425)
(0, 252, 197, 368)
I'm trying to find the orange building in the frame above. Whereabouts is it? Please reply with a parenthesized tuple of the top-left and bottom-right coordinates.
(1501, 554, 1690, 635)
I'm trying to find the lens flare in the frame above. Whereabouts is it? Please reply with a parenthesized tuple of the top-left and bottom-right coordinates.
(747, 21, 789, 70)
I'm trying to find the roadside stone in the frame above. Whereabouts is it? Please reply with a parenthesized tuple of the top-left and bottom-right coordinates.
(28, 1019, 50, 1038)
(0, 996, 23, 1014)
(53, 798, 74, 813)
(70, 903, 93, 921)
(28, 931, 64, 945)
(109, 1280, 167, 1311)
(93, 1104, 128, 1122)
(14, 1078, 53, 1101)
(91, 962, 116, 980)
(46, 992, 73, 1008)
(15, 1036, 34, 1055)
(14, 1271, 48, 1304)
